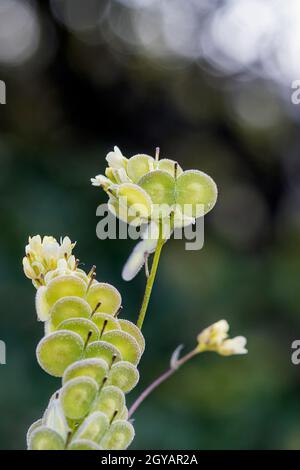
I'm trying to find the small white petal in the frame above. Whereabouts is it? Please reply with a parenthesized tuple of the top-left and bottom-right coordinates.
(91, 174, 110, 187)
(35, 286, 50, 321)
(106, 146, 125, 169)
(122, 240, 147, 281)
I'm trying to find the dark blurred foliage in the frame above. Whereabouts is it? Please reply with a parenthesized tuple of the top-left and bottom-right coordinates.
(1, 0, 300, 450)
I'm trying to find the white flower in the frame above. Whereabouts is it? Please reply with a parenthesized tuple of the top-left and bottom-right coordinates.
(23, 235, 76, 288)
(196, 320, 247, 356)
(218, 336, 248, 356)
(91, 174, 110, 188)
(106, 146, 126, 169)
(122, 221, 172, 281)
(197, 320, 229, 350)
(122, 223, 158, 281)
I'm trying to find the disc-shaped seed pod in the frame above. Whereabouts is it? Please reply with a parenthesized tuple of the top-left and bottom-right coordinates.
(46, 276, 87, 307)
(116, 183, 152, 220)
(36, 331, 84, 377)
(68, 439, 101, 450)
(157, 159, 183, 177)
(139, 170, 175, 206)
(74, 411, 109, 443)
(50, 296, 92, 328)
(85, 283, 121, 316)
(101, 330, 141, 365)
(26, 419, 43, 448)
(84, 340, 121, 366)
(100, 420, 135, 450)
(92, 385, 125, 421)
(63, 358, 108, 386)
(176, 169, 218, 217)
(60, 376, 98, 420)
(107, 361, 139, 393)
(92, 313, 121, 334)
(57, 318, 99, 343)
(118, 319, 145, 354)
(127, 154, 154, 183)
(28, 426, 65, 450)
(108, 196, 148, 227)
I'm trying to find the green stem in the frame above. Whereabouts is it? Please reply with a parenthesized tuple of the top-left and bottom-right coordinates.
(137, 222, 165, 330)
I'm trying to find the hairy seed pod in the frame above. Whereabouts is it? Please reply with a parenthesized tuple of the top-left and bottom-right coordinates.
(73, 411, 109, 443)
(57, 318, 99, 343)
(100, 420, 135, 450)
(91, 385, 125, 421)
(101, 330, 141, 365)
(68, 439, 102, 450)
(139, 170, 175, 206)
(63, 358, 108, 386)
(176, 169, 218, 217)
(127, 154, 154, 183)
(92, 313, 121, 333)
(28, 426, 65, 450)
(36, 331, 84, 377)
(84, 340, 121, 365)
(85, 283, 122, 315)
(61, 376, 98, 420)
(108, 361, 140, 393)
(50, 297, 92, 328)
(157, 158, 183, 177)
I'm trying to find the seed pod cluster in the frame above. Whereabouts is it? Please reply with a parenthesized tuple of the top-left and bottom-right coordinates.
(91, 146, 218, 227)
(24, 250, 144, 450)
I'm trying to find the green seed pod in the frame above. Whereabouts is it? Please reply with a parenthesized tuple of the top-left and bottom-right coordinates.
(74, 411, 109, 443)
(85, 282, 121, 316)
(61, 376, 98, 420)
(46, 275, 87, 307)
(127, 154, 154, 183)
(36, 331, 84, 377)
(92, 385, 125, 420)
(100, 420, 135, 450)
(118, 319, 145, 354)
(176, 169, 218, 217)
(68, 439, 101, 450)
(108, 184, 152, 226)
(84, 340, 121, 366)
(57, 318, 99, 343)
(117, 183, 152, 219)
(43, 397, 69, 441)
(92, 313, 121, 334)
(157, 159, 183, 177)
(108, 196, 147, 227)
(28, 426, 65, 450)
(50, 296, 92, 328)
(108, 361, 139, 393)
(26, 419, 43, 448)
(63, 358, 108, 386)
(139, 170, 175, 206)
(101, 330, 141, 365)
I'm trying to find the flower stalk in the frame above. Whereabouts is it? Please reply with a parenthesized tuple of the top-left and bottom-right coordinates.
(137, 219, 165, 329)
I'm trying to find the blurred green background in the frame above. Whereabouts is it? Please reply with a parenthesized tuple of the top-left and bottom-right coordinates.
(1, 0, 300, 450)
